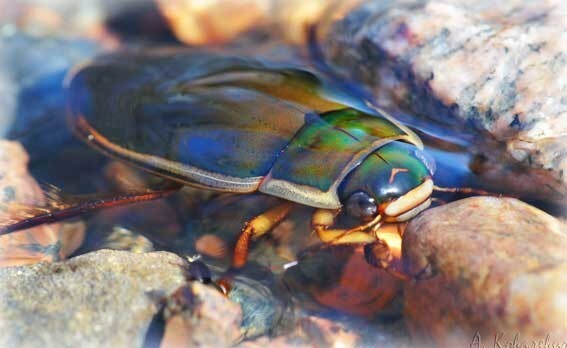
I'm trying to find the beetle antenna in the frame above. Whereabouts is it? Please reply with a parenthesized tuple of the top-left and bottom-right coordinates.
(433, 185, 495, 196)
(0, 182, 182, 235)
(430, 197, 448, 206)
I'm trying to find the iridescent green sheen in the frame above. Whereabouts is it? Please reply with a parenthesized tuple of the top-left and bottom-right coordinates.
(321, 109, 411, 140)
(268, 108, 411, 192)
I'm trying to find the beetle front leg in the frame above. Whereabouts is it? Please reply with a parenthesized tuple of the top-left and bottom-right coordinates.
(312, 209, 411, 281)
(311, 209, 378, 244)
(364, 240, 410, 281)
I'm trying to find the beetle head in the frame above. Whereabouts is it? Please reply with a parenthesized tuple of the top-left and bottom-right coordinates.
(339, 141, 435, 223)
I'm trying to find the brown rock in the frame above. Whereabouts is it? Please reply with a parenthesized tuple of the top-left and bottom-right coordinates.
(283, 242, 403, 318)
(308, 246, 402, 318)
(402, 197, 567, 346)
(160, 282, 242, 348)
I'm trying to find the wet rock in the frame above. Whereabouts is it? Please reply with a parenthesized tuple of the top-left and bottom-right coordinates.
(0, 30, 106, 193)
(239, 316, 359, 348)
(0, 249, 217, 347)
(0, 30, 98, 137)
(96, 226, 154, 253)
(284, 244, 402, 318)
(0, 140, 85, 266)
(159, 282, 242, 348)
(240, 312, 413, 348)
(323, 0, 567, 199)
(402, 197, 567, 346)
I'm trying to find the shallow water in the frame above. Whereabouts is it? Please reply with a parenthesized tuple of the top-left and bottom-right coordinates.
(2, 35, 564, 346)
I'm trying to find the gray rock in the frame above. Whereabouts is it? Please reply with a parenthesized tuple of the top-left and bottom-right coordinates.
(0, 249, 228, 347)
(0, 30, 98, 137)
(402, 197, 567, 346)
(323, 0, 567, 200)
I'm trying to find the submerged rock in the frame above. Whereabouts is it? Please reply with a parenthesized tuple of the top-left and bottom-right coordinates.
(239, 316, 360, 348)
(0, 30, 98, 137)
(283, 244, 402, 317)
(0, 250, 195, 347)
(324, 0, 567, 201)
(159, 281, 242, 348)
(402, 197, 567, 346)
(0, 140, 85, 266)
(229, 275, 290, 340)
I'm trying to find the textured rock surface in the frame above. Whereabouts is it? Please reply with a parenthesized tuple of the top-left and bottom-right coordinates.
(402, 197, 567, 346)
(324, 0, 567, 197)
(0, 140, 84, 266)
(159, 281, 242, 348)
(0, 250, 226, 347)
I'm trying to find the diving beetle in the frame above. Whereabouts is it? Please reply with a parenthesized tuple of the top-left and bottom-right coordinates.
(1, 49, 435, 277)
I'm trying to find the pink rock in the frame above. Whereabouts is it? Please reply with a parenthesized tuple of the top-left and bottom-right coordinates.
(0, 140, 84, 266)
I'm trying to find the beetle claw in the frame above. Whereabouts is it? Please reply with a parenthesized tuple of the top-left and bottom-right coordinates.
(363, 240, 392, 268)
(364, 240, 411, 281)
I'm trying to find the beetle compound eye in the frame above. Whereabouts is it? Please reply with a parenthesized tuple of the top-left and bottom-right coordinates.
(345, 191, 377, 221)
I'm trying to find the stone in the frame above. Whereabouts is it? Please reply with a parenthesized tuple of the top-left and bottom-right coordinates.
(0, 30, 98, 138)
(402, 197, 567, 346)
(159, 281, 242, 348)
(0, 249, 230, 347)
(239, 312, 413, 348)
(239, 316, 359, 348)
(228, 275, 290, 340)
(283, 244, 403, 318)
(323, 0, 567, 200)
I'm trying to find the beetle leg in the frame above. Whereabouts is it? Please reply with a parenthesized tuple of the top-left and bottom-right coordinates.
(312, 209, 411, 281)
(232, 201, 294, 269)
(312, 209, 381, 244)
(364, 240, 410, 281)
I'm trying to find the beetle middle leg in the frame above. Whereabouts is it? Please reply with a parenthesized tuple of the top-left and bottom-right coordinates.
(312, 209, 410, 281)
(231, 201, 295, 269)
(217, 201, 294, 293)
